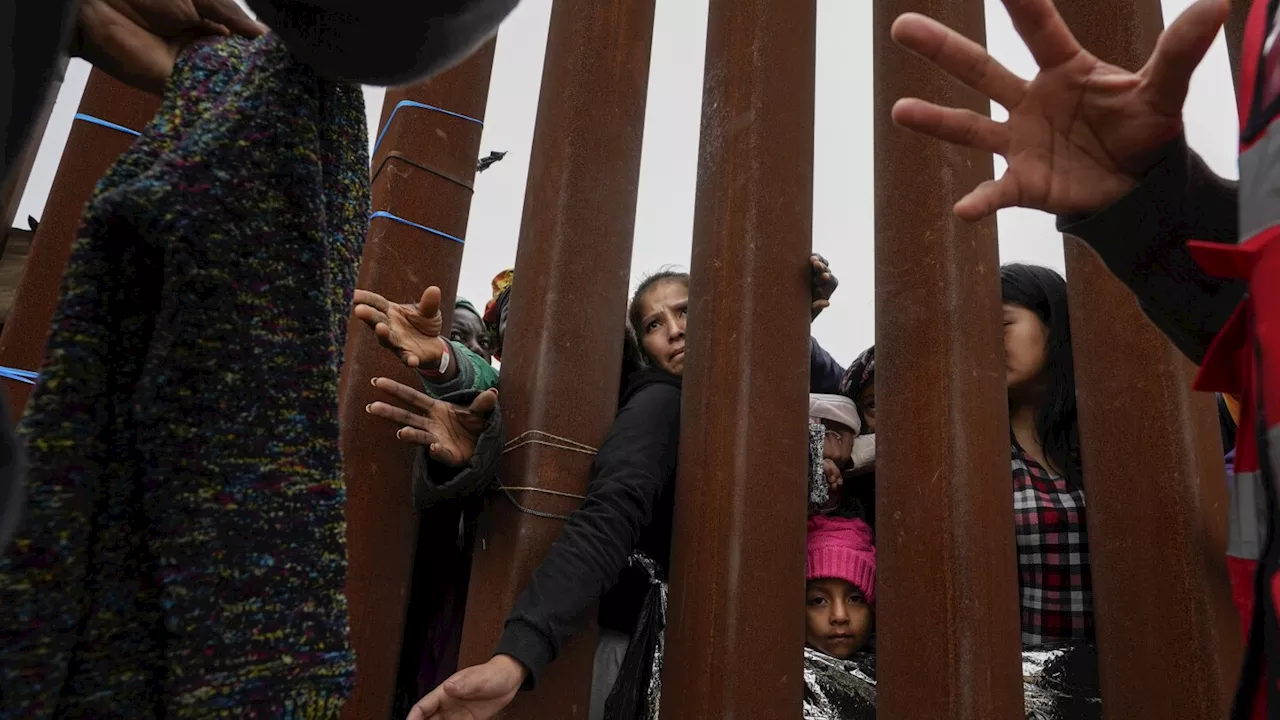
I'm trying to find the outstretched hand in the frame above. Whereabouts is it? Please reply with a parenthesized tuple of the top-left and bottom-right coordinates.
(890, 0, 1227, 220)
(366, 378, 498, 466)
(72, 0, 267, 95)
(407, 655, 526, 720)
(810, 253, 839, 320)
(354, 287, 449, 372)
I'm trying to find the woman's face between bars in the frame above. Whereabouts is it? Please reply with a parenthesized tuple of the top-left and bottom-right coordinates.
(636, 279, 688, 377)
(1002, 303, 1050, 394)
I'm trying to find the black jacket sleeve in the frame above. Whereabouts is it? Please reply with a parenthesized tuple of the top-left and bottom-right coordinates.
(1057, 137, 1245, 364)
(2, 0, 73, 189)
(493, 382, 681, 688)
(809, 336, 845, 395)
(246, 0, 519, 85)
(0, 0, 45, 552)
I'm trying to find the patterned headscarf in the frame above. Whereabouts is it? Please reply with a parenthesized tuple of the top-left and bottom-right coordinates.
(840, 345, 876, 401)
(482, 268, 513, 359)
(482, 268, 513, 328)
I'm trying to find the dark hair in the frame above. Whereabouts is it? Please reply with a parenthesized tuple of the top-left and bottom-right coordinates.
(1001, 263, 1081, 483)
(626, 269, 690, 366)
(619, 325, 645, 398)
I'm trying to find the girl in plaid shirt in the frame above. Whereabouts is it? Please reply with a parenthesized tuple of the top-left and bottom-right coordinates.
(1001, 264, 1092, 645)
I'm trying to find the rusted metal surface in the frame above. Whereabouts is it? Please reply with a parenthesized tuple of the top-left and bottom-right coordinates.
(0, 71, 157, 418)
(338, 42, 496, 720)
(1224, 0, 1250, 85)
(657, 0, 814, 718)
(1056, 2, 1242, 715)
(455, 1, 655, 717)
(2, 58, 64, 244)
(872, 1, 1025, 719)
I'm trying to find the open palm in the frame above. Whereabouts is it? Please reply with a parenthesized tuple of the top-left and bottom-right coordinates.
(353, 287, 447, 370)
(366, 377, 497, 466)
(890, 0, 1227, 220)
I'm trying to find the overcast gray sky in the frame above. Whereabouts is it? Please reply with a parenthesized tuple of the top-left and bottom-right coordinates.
(13, 0, 1239, 366)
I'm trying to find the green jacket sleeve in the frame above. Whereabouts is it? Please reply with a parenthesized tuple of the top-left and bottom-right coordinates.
(418, 340, 499, 398)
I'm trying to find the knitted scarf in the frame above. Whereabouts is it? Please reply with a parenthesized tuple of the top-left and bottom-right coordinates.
(0, 35, 367, 718)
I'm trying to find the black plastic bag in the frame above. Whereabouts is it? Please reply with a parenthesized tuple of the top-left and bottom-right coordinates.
(603, 554, 666, 720)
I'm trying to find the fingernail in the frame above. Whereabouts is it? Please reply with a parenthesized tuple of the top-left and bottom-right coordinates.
(365, 404, 372, 413)
(370, 377, 378, 387)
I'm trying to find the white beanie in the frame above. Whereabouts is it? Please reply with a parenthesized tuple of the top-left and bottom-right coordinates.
(808, 393, 861, 435)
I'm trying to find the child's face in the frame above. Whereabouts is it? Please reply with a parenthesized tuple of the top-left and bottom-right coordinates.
(821, 419, 856, 463)
(805, 578, 872, 659)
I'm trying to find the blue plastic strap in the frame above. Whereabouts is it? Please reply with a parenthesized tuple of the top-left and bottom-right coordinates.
(369, 211, 464, 245)
(0, 367, 38, 385)
(372, 101, 483, 156)
(73, 113, 142, 137)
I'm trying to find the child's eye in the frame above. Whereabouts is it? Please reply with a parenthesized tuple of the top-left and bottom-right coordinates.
(807, 596, 827, 607)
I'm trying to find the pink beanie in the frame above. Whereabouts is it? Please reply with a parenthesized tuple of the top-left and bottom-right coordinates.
(806, 515, 876, 607)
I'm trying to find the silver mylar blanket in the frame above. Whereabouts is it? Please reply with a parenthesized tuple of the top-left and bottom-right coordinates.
(802, 643, 1102, 719)
(809, 421, 828, 508)
(628, 584, 1098, 720)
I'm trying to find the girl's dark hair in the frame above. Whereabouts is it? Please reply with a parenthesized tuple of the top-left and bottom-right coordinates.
(626, 269, 690, 366)
(1001, 263, 1082, 483)
(619, 325, 645, 398)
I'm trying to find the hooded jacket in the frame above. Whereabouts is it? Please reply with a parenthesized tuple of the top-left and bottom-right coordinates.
(494, 369, 682, 688)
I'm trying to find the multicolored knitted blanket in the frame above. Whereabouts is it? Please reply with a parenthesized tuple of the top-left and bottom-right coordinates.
(0, 35, 367, 718)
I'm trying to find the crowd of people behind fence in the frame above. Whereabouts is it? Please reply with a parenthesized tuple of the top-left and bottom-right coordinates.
(360, 257, 1125, 720)
(0, 0, 1273, 718)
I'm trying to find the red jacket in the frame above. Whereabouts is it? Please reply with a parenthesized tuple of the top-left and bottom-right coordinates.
(1186, 1, 1280, 715)
(1058, 3, 1280, 713)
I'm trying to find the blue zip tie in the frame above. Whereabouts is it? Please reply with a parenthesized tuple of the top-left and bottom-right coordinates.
(73, 113, 142, 137)
(0, 367, 38, 385)
(372, 101, 483, 156)
(369, 211, 464, 245)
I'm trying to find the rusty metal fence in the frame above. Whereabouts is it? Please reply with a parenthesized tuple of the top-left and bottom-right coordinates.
(0, 0, 1241, 717)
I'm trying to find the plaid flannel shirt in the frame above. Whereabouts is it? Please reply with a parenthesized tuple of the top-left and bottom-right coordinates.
(1011, 443, 1094, 645)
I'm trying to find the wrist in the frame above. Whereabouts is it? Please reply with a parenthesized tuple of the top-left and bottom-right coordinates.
(493, 654, 529, 684)
(418, 338, 452, 378)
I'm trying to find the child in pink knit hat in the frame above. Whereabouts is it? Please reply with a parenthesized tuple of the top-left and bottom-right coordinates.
(805, 514, 875, 659)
